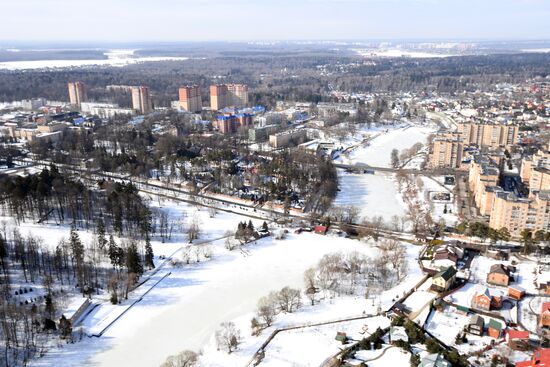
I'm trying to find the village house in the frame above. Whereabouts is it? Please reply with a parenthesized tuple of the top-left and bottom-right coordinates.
(540, 302, 550, 328)
(488, 318, 504, 338)
(516, 349, 550, 367)
(389, 326, 408, 344)
(487, 264, 513, 286)
(507, 329, 530, 351)
(431, 245, 463, 270)
(468, 315, 485, 336)
(471, 287, 503, 311)
(431, 266, 457, 292)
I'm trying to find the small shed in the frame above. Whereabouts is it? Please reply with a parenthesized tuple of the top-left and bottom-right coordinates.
(314, 225, 328, 235)
(508, 285, 526, 301)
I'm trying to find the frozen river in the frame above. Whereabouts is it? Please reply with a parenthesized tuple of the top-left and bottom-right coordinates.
(334, 172, 404, 221)
(339, 124, 434, 167)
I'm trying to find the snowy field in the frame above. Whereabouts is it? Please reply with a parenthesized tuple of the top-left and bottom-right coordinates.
(260, 316, 390, 367)
(28, 217, 392, 367)
(334, 171, 406, 221)
(336, 124, 435, 168)
(0, 49, 188, 70)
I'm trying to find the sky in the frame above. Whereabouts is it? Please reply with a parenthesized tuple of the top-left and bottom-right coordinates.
(1, 0, 549, 42)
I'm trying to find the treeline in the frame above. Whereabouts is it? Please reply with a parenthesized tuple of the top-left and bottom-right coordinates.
(2, 53, 549, 106)
(0, 166, 151, 238)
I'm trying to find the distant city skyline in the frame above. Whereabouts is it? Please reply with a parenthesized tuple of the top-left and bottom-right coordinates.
(1, 0, 549, 42)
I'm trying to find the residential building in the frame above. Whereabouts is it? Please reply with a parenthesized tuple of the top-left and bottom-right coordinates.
(248, 125, 278, 142)
(269, 128, 308, 148)
(210, 84, 249, 110)
(67, 81, 87, 108)
(507, 330, 530, 351)
(431, 266, 456, 292)
(471, 287, 503, 311)
(131, 86, 152, 114)
(213, 113, 253, 134)
(178, 85, 202, 113)
(428, 133, 464, 169)
(21, 98, 46, 111)
(516, 349, 550, 367)
(487, 264, 512, 286)
(488, 318, 504, 338)
(468, 315, 485, 336)
(457, 122, 519, 148)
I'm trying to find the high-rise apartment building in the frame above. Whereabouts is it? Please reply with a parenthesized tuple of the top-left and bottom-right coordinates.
(132, 86, 152, 114)
(178, 85, 202, 113)
(457, 122, 519, 148)
(209, 84, 249, 110)
(428, 133, 464, 169)
(68, 81, 87, 108)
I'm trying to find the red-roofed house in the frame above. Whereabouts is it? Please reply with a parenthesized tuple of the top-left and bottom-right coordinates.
(507, 329, 530, 351)
(516, 349, 550, 367)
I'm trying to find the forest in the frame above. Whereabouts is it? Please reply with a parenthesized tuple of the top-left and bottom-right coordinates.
(1, 52, 549, 108)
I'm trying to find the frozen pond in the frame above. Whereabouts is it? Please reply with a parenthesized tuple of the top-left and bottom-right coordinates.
(334, 171, 405, 221)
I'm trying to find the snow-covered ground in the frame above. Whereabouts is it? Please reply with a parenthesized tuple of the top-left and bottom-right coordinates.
(334, 171, 406, 221)
(260, 316, 390, 367)
(335, 123, 434, 168)
(0, 49, 189, 70)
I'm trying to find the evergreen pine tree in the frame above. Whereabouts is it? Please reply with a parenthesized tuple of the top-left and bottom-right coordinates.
(144, 236, 155, 270)
(97, 218, 107, 251)
(126, 241, 143, 276)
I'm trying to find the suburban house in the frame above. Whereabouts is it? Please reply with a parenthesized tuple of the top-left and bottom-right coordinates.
(471, 287, 503, 311)
(488, 318, 504, 338)
(507, 329, 530, 351)
(468, 315, 485, 336)
(431, 245, 464, 269)
(487, 264, 513, 286)
(419, 353, 452, 367)
(432, 266, 457, 292)
(540, 302, 550, 328)
(508, 285, 526, 300)
(516, 349, 550, 367)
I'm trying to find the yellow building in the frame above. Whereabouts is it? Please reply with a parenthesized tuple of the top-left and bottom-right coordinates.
(429, 133, 464, 169)
(457, 122, 518, 148)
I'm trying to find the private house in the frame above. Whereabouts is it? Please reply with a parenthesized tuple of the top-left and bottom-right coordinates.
(540, 302, 550, 328)
(507, 329, 530, 351)
(471, 287, 503, 311)
(516, 349, 550, 367)
(508, 285, 526, 300)
(468, 315, 485, 336)
(431, 245, 463, 269)
(432, 266, 457, 292)
(419, 353, 452, 367)
(488, 319, 504, 338)
(487, 264, 513, 286)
